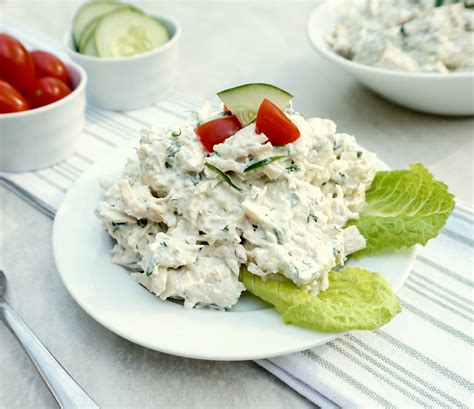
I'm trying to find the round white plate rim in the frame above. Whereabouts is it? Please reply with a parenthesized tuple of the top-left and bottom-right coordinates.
(53, 140, 417, 361)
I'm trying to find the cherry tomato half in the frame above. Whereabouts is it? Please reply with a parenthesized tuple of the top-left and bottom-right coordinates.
(0, 33, 36, 96)
(31, 50, 70, 85)
(29, 77, 71, 109)
(195, 115, 242, 152)
(255, 99, 300, 145)
(0, 80, 30, 113)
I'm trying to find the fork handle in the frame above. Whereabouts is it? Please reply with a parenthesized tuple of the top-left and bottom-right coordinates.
(0, 300, 99, 409)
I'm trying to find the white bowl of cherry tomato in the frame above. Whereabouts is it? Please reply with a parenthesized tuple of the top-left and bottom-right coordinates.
(0, 33, 86, 172)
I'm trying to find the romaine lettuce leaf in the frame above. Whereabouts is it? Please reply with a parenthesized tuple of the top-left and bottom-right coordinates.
(349, 163, 454, 257)
(240, 266, 401, 332)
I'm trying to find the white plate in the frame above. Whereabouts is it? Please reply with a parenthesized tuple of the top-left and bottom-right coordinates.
(307, 0, 474, 116)
(53, 141, 416, 361)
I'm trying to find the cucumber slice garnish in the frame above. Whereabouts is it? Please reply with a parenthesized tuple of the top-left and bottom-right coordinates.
(72, 1, 125, 47)
(217, 83, 293, 126)
(94, 8, 170, 58)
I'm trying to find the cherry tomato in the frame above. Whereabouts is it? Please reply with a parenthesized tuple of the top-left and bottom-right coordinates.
(0, 80, 30, 113)
(195, 115, 242, 152)
(255, 99, 300, 145)
(31, 50, 70, 85)
(29, 77, 71, 109)
(0, 33, 36, 96)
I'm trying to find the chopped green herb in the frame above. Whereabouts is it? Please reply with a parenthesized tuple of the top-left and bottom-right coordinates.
(167, 140, 181, 157)
(171, 130, 181, 138)
(464, 0, 474, 8)
(434, 0, 444, 6)
(137, 218, 148, 228)
(332, 140, 340, 151)
(289, 193, 300, 206)
(165, 161, 172, 169)
(273, 228, 284, 245)
(400, 25, 408, 37)
(357, 151, 363, 158)
(146, 262, 155, 277)
(223, 225, 229, 232)
(307, 212, 318, 223)
(244, 156, 286, 172)
(286, 161, 300, 173)
(112, 222, 127, 227)
(189, 172, 202, 186)
(204, 162, 242, 192)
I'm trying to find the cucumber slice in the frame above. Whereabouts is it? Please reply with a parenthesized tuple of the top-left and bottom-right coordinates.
(78, 17, 100, 53)
(95, 9, 170, 58)
(217, 83, 293, 126)
(82, 33, 99, 57)
(72, 1, 125, 47)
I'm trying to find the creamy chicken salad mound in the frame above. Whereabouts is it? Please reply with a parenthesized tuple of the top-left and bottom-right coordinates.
(329, 0, 474, 73)
(96, 104, 377, 309)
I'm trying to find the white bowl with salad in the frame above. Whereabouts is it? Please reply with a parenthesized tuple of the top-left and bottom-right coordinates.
(53, 83, 454, 359)
(307, 0, 474, 116)
(64, 1, 179, 110)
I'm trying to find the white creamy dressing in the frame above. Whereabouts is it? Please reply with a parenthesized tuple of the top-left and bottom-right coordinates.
(96, 106, 376, 309)
(329, 0, 474, 73)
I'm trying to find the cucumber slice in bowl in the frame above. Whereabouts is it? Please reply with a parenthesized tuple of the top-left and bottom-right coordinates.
(72, 1, 125, 47)
(217, 83, 293, 126)
(78, 17, 100, 54)
(82, 32, 99, 57)
(95, 8, 170, 58)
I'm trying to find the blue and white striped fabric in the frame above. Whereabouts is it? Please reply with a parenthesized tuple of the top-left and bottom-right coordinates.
(1, 19, 472, 409)
(258, 203, 473, 408)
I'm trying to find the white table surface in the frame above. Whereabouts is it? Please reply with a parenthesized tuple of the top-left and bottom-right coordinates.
(1, 1, 473, 408)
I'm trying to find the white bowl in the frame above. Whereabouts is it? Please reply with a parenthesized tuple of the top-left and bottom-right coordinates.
(64, 15, 180, 111)
(307, 0, 474, 116)
(0, 62, 86, 172)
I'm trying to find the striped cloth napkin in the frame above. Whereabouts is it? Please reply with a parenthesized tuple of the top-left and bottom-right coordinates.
(2, 19, 473, 409)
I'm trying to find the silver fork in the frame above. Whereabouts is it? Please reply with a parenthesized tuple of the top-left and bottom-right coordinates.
(0, 270, 99, 408)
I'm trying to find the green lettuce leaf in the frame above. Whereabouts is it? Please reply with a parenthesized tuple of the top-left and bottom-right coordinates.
(349, 163, 454, 258)
(240, 266, 401, 332)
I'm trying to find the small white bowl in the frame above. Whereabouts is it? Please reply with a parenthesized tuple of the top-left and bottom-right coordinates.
(307, 0, 474, 116)
(0, 62, 87, 172)
(64, 15, 180, 111)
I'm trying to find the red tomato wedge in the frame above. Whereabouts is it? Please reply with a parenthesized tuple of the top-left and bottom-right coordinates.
(29, 77, 71, 109)
(255, 98, 300, 145)
(195, 115, 242, 152)
(0, 33, 36, 96)
(0, 80, 30, 113)
(31, 50, 70, 85)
